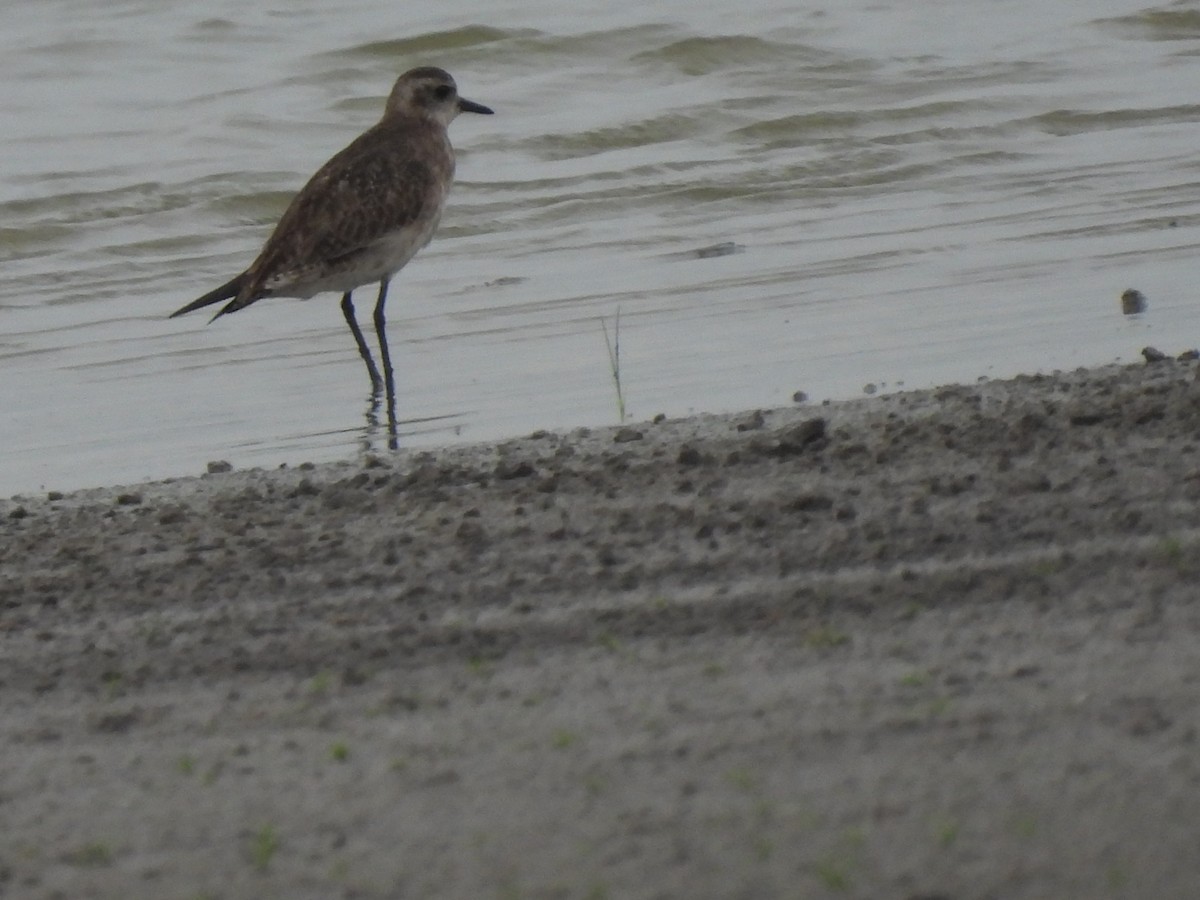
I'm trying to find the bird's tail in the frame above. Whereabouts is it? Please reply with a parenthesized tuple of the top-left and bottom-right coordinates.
(169, 273, 249, 321)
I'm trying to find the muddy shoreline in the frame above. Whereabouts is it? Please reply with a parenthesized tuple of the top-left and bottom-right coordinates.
(3, 360, 1200, 898)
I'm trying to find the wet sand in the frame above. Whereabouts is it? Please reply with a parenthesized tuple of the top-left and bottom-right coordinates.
(3, 359, 1199, 899)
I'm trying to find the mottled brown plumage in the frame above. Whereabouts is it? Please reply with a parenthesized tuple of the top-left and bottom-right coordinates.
(171, 67, 493, 407)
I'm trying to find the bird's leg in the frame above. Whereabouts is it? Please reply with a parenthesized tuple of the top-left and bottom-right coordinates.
(342, 291, 383, 395)
(372, 278, 399, 448)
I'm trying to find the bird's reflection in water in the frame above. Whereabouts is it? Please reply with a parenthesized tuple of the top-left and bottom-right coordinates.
(358, 389, 468, 456)
(362, 382, 399, 452)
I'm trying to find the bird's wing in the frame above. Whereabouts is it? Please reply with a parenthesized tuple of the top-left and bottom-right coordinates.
(244, 123, 449, 296)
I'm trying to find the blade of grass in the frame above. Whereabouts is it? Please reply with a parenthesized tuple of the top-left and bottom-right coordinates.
(600, 308, 626, 422)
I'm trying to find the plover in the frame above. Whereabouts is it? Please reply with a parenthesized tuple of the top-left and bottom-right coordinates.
(171, 66, 493, 416)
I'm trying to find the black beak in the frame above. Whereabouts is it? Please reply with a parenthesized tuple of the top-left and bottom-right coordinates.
(458, 97, 494, 115)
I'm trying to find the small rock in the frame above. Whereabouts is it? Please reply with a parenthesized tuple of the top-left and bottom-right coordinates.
(792, 391, 808, 404)
(613, 427, 643, 444)
(1120, 288, 1148, 315)
(495, 460, 535, 480)
(8, 506, 28, 520)
(1178, 349, 1199, 362)
(116, 493, 142, 506)
(293, 479, 320, 497)
(677, 446, 703, 467)
(735, 410, 765, 432)
(206, 460, 233, 474)
(863, 383, 877, 395)
(47, 491, 64, 501)
(1142, 346, 1168, 363)
(761, 418, 827, 457)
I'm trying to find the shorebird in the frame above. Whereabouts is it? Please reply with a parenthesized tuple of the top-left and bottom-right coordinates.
(171, 66, 493, 428)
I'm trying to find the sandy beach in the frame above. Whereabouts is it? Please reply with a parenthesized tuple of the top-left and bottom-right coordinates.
(2, 358, 1199, 899)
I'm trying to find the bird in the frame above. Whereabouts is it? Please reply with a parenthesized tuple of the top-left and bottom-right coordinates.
(170, 66, 493, 433)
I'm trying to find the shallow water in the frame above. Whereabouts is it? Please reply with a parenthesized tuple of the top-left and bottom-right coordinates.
(2, 0, 1198, 495)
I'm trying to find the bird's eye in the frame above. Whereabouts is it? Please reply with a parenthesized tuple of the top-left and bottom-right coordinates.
(434, 84, 453, 101)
